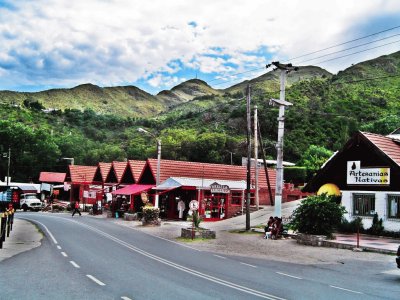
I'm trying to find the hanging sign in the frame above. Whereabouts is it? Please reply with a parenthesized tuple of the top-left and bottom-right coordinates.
(210, 182, 230, 194)
(347, 161, 390, 185)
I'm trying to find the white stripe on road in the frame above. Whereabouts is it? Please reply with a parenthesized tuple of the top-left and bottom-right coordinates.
(61, 252, 68, 257)
(240, 262, 257, 268)
(86, 275, 106, 286)
(70, 261, 80, 268)
(276, 272, 302, 280)
(213, 254, 226, 259)
(69, 220, 285, 300)
(330, 285, 363, 294)
(121, 297, 132, 300)
(18, 217, 58, 244)
(57, 245, 62, 250)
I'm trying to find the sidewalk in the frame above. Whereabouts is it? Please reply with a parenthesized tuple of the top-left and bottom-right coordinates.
(326, 233, 399, 254)
(0, 218, 42, 262)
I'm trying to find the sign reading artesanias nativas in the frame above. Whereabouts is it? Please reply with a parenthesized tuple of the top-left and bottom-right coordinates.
(347, 161, 390, 185)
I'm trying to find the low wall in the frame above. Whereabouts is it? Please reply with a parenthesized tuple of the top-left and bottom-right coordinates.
(181, 227, 216, 239)
(296, 233, 326, 246)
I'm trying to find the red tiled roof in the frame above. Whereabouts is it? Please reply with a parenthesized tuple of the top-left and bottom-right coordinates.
(362, 132, 400, 166)
(98, 162, 112, 182)
(128, 160, 146, 182)
(145, 159, 276, 189)
(39, 172, 66, 183)
(111, 161, 128, 183)
(67, 165, 97, 183)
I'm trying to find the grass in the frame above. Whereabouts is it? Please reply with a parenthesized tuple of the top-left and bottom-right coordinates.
(175, 237, 210, 243)
(228, 229, 263, 235)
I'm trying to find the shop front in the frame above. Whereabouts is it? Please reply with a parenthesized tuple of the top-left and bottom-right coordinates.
(304, 130, 400, 231)
(155, 177, 248, 221)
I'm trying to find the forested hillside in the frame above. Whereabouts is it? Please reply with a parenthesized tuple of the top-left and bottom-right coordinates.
(0, 51, 399, 182)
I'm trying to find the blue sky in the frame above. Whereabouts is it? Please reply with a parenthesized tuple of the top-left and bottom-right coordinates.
(0, 0, 399, 95)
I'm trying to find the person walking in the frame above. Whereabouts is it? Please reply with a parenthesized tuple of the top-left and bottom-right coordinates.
(72, 201, 81, 217)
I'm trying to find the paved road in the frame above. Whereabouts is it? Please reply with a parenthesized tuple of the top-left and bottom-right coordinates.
(2, 212, 400, 299)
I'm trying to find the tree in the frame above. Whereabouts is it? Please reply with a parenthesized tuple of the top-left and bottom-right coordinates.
(290, 194, 346, 236)
(298, 145, 333, 172)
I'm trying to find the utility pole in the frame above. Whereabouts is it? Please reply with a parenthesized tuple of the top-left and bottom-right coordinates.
(6, 147, 10, 187)
(254, 106, 259, 210)
(245, 84, 252, 231)
(268, 62, 298, 218)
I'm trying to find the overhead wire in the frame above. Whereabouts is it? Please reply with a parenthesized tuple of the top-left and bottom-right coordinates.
(208, 25, 400, 88)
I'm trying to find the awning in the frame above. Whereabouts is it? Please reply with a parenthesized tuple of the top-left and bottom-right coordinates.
(111, 184, 154, 196)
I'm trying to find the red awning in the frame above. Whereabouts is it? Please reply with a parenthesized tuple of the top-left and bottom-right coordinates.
(111, 184, 154, 196)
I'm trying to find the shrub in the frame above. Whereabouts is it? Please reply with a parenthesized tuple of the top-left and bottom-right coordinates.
(192, 211, 202, 228)
(338, 217, 363, 233)
(367, 213, 384, 235)
(290, 193, 346, 236)
(142, 205, 160, 222)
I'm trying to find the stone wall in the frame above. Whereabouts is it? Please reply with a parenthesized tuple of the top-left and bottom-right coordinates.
(181, 227, 216, 239)
(296, 233, 326, 246)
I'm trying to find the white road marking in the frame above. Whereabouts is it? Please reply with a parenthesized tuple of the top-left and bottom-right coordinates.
(27, 215, 284, 300)
(121, 297, 132, 300)
(69, 220, 285, 300)
(57, 245, 62, 250)
(213, 254, 226, 259)
(61, 252, 68, 257)
(86, 274, 106, 286)
(330, 285, 363, 294)
(18, 217, 58, 244)
(70, 261, 80, 268)
(276, 272, 302, 280)
(240, 262, 257, 268)
(133, 228, 202, 251)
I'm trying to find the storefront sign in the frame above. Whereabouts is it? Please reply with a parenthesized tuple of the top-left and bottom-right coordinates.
(210, 183, 230, 194)
(189, 200, 199, 211)
(347, 161, 390, 185)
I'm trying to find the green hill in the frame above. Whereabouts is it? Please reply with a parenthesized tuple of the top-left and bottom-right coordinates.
(1, 51, 400, 182)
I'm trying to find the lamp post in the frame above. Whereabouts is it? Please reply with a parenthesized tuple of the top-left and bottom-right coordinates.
(138, 128, 161, 208)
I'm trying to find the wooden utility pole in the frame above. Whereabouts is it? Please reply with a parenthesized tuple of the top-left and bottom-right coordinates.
(254, 106, 259, 210)
(246, 84, 251, 231)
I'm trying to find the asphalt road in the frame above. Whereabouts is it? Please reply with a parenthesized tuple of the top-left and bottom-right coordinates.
(2, 212, 400, 300)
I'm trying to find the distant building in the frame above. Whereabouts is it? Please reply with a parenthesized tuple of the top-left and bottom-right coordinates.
(241, 157, 295, 168)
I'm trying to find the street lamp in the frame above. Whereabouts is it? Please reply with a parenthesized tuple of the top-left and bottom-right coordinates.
(138, 128, 161, 208)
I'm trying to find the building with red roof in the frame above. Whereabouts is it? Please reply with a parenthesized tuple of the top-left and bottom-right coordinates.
(304, 130, 400, 231)
(133, 158, 278, 220)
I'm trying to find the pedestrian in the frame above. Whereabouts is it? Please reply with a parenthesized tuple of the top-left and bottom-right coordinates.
(264, 216, 274, 238)
(72, 201, 81, 217)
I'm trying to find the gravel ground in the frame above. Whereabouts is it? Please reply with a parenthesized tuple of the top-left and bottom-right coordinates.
(117, 219, 394, 266)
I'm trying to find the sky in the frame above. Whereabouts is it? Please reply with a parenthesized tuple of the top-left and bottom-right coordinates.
(0, 0, 400, 95)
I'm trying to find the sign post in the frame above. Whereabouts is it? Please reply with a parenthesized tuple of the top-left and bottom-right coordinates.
(189, 200, 199, 240)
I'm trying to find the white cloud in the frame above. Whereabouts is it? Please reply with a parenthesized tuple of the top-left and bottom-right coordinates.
(0, 0, 399, 92)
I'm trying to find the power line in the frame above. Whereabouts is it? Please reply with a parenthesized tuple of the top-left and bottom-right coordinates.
(287, 25, 400, 61)
(296, 33, 400, 65)
(209, 25, 400, 88)
(314, 39, 400, 65)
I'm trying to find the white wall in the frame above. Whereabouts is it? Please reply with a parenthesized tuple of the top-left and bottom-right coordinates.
(342, 190, 400, 231)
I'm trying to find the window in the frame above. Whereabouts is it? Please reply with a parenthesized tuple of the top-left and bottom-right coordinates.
(388, 195, 400, 219)
(353, 193, 375, 216)
(231, 192, 242, 205)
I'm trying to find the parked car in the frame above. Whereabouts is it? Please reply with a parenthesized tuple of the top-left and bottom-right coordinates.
(20, 193, 43, 211)
(396, 245, 400, 269)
